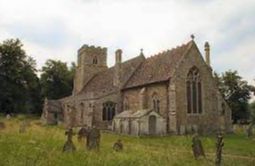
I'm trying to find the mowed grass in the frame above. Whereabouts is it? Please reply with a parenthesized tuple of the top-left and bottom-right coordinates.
(0, 116, 255, 166)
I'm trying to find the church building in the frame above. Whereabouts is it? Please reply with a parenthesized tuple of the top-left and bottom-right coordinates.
(41, 37, 232, 136)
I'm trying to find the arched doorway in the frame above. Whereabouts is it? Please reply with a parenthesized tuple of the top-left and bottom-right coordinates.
(149, 115, 156, 135)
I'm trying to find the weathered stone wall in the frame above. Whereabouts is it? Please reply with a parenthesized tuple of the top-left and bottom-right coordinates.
(122, 83, 169, 118)
(42, 99, 63, 125)
(172, 44, 232, 134)
(62, 91, 120, 129)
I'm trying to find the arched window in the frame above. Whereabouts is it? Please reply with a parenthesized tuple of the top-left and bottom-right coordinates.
(92, 57, 98, 64)
(186, 67, 202, 114)
(80, 103, 84, 123)
(123, 96, 129, 110)
(102, 101, 116, 121)
(152, 92, 160, 112)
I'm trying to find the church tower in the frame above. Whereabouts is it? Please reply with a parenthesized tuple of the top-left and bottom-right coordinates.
(73, 45, 108, 94)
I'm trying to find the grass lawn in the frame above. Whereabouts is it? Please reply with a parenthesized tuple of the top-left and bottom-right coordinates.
(0, 116, 255, 166)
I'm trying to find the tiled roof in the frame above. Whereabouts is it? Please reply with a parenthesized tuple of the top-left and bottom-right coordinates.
(46, 100, 62, 113)
(82, 67, 115, 93)
(80, 55, 145, 94)
(124, 41, 193, 89)
(114, 109, 161, 118)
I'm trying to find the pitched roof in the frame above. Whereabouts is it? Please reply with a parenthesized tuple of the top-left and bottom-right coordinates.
(80, 55, 145, 95)
(124, 41, 193, 89)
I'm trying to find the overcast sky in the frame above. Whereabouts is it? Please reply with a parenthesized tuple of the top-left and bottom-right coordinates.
(0, 0, 255, 87)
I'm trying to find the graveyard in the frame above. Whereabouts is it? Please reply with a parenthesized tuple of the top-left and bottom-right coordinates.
(0, 115, 255, 166)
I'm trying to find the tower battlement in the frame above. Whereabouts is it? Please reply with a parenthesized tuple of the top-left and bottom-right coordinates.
(78, 44, 107, 57)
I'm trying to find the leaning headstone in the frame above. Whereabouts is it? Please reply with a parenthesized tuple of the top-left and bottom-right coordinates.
(215, 132, 224, 166)
(87, 126, 100, 151)
(247, 124, 253, 138)
(192, 134, 205, 160)
(78, 126, 88, 142)
(63, 128, 76, 152)
(0, 122, 6, 130)
(19, 121, 27, 133)
(113, 139, 123, 152)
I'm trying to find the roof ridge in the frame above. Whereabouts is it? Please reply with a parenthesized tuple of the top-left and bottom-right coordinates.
(145, 42, 190, 60)
(121, 54, 145, 65)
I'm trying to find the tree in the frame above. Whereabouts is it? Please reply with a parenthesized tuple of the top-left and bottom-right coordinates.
(40, 60, 75, 100)
(247, 101, 255, 137)
(249, 101, 255, 124)
(0, 38, 42, 114)
(214, 70, 255, 123)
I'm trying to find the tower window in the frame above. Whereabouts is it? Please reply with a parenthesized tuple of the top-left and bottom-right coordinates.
(186, 67, 202, 114)
(93, 57, 98, 64)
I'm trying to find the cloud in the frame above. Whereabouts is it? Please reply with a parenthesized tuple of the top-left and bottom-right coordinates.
(0, 0, 254, 92)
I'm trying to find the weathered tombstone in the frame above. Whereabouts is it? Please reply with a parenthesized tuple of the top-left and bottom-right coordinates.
(192, 125, 198, 134)
(180, 125, 186, 135)
(215, 132, 224, 166)
(247, 124, 253, 138)
(6, 114, 11, 120)
(78, 125, 88, 142)
(19, 121, 27, 133)
(63, 128, 76, 152)
(192, 134, 205, 160)
(0, 122, 6, 130)
(87, 126, 100, 151)
(113, 139, 123, 152)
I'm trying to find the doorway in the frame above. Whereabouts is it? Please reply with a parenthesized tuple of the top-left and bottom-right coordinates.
(149, 115, 156, 135)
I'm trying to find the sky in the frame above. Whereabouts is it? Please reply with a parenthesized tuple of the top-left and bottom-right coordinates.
(0, 0, 255, 88)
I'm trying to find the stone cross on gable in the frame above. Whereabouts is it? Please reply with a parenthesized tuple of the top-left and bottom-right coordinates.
(191, 34, 195, 40)
(140, 48, 144, 56)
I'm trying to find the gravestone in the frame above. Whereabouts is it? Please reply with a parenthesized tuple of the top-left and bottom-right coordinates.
(192, 125, 198, 134)
(0, 122, 6, 130)
(186, 125, 192, 134)
(180, 125, 186, 135)
(63, 128, 76, 152)
(113, 139, 123, 152)
(215, 132, 224, 166)
(19, 121, 27, 133)
(87, 126, 100, 151)
(78, 126, 88, 142)
(6, 114, 11, 120)
(191, 134, 205, 159)
(247, 124, 253, 138)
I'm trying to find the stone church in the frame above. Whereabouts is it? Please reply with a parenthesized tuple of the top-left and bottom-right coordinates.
(41, 38, 232, 136)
